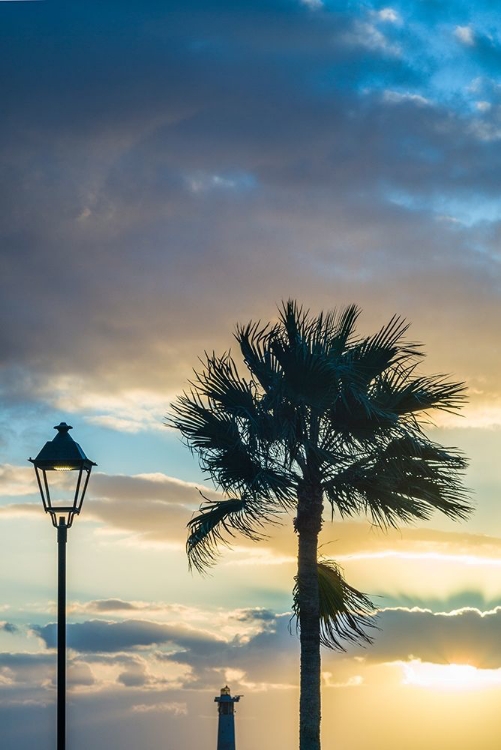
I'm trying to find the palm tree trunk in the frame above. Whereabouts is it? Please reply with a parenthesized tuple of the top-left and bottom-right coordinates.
(295, 482, 323, 750)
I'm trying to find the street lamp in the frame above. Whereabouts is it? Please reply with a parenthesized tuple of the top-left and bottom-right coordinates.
(29, 422, 96, 750)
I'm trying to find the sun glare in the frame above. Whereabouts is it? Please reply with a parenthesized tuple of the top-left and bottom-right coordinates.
(402, 660, 501, 692)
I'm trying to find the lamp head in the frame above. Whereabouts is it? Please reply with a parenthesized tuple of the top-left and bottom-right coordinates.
(29, 423, 97, 528)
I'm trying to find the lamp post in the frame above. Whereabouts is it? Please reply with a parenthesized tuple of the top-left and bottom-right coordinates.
(29, 422, 96, 750)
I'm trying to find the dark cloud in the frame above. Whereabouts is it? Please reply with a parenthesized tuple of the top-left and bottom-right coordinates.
(117, 660, 148, 687)
(157, 613, 300, 689)
(1, 622, 18, 634)
(355, 606, 501, 668)
(67, 660, 95, 688)
(27, 611, 296, 688)
(5, 602, 501, 750)
(0, 651, 53, 672)
(0, 651, 56, 697)
(0, 0, 499, 417)
(233, 608, 277, 623)
(10, 604, 501, 701)
(32, 618, 227, 654)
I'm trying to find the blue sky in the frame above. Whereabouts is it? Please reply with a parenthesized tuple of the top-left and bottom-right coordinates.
(1, 1, 501, 748)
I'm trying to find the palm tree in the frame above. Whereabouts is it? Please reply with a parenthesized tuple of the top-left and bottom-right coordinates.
(168, 300, 471, 750)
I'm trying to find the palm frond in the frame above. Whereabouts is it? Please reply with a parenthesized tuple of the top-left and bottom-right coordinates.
(169, 392, 241, 452)
(329, 303, 361, 353)
(292, 560, 378, 650)
(269, 336, 341, 410)
(373, 365, 467, 418)
(279, 299, 310, 347)
(272, 302, 368, 413)
(322, 392, 398, 445)
(347, 315, 420, 387)
(324, 433, 472, 527)
(195, 352, 258, 419)
(236, 320, 281, 394)
(205, 445, 296, 505)
(187, 494, 282, 573)
(302, 305, 350, 354)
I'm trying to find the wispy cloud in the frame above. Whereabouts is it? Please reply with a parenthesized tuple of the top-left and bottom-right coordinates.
(454, 25, 475, 46)
(131, 701, 187, 714)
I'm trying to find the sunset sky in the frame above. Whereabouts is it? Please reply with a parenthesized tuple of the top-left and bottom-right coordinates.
(1, 1, 501, 748)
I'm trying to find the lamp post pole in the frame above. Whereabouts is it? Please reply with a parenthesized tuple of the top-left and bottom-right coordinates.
(29, 422, 96, 750)
(58, 519, 68, 750)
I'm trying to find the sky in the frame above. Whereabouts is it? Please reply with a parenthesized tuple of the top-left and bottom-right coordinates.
(0, 0, 500, 748)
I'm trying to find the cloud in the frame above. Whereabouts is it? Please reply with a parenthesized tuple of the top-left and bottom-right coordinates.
(49, 385, 169, 433)
(118, 659, 149, 687)
(0, 468, 219, 544)
(32, 618, 228, 654)
(67, 660, 95, 688)
(74, 605, 501, 691)
(0, 652, 54, 688)
(2, 462, 500, 593)
(6, 600, 501, 749)
(72, 598, 147, 613)
(89, 471, 204, 506)
(85, 469, 491, 561)
(0, 0, 499, 440)
(233, 608, 277, 623)
(22, 609, 295, 691)
(382, 90, 431, 107)
(355, 606, 501, 668)
(375, 8, 401, 24)
(454, 26, 475, 46)
(212, 517, 501, 571)
(322, 672, 364, 688)
(1, 622, 18, 634)
(67, 601, 280, 645)
(0, 468, 212, 546)
(131, 701, 187, 714)
(0, 465, 37, 497)
(343, 21, 402, 56)
(0, 648, 191, 702)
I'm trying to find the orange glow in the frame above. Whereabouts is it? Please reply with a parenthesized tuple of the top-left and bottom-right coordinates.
(401, 660, 501, 691)
(337, 550, 501, 567)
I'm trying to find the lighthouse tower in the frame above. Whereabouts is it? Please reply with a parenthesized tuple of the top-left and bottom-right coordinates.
(214, 686, 242, 750)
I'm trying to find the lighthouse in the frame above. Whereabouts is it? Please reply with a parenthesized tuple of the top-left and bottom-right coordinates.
(214, 686, 242, 750)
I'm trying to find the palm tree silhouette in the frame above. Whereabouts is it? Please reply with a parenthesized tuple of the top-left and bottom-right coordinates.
(169, 300, 471, 750)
